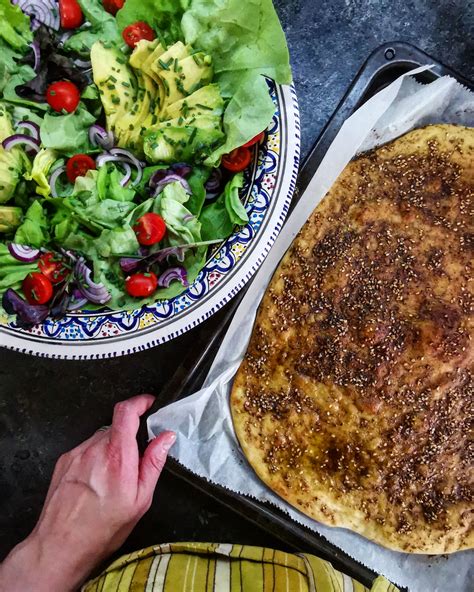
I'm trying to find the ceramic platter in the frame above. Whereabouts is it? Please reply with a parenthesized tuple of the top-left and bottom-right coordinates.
(0, 81, 300, 359)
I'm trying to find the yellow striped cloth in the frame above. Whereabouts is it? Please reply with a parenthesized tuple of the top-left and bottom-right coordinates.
(82, 542, 398, 592)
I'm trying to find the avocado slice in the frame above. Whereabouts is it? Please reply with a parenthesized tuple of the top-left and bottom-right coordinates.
(129, 39, 161, 70)
(91, 42, 137, 133)
(114, 71, 160, 152)
(151, 49, 213, 105)
(144, 116, 225, 164)
(0, 102, 28, 204)
(162, 84, 224, 120)
(0, 206, 22, 233)
(91, 40, 225, 163)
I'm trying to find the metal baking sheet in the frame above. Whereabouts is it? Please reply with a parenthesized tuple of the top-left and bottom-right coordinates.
(139, 42, 472, 589)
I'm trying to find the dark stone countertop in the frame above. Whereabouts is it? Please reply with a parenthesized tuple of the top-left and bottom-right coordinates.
(1, 0, 473, 563)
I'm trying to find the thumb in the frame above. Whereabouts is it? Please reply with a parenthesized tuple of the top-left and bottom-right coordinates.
(138, 431, 176, 505)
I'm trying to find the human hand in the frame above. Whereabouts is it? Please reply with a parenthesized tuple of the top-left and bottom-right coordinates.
(0, 394, 175, 592)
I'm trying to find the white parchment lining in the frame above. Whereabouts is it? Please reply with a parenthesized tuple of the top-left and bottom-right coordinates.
(148, 67, 474, 592)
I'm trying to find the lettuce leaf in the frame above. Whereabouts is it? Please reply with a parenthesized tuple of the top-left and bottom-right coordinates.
(14, 200, 49, 247)
(64, 0, 122, 56)
(0, 243, 37, 294)
(40, 105, 96, 155)
(116, 0, 188, 44)
(182, 0, 290, 83)
(199, 172, 247, 240)
(0, 0, 32, 50)
(204, 73, 275, 166)
(181, 0, 291, 164)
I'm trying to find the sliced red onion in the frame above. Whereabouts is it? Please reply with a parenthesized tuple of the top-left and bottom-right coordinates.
(58, 29, 74, 45)
(97, 151, 142, 186)
(67, 288, 88, 311)
(88, 125, 114, 150)
(59, 248, 78, 262)
(15, 0, 60, 31)
(120, 162, 132, 187)
(119, 257, 142, 274)
(30, 41, 40, 72)
(2, 289, 49, 326)
(74, 58, 92, 69)
(152, 173, 191, 197)
(49, 165, 67, 198)
(8, 243, 41, 262)
(158, 266, 188, 288)
(182, 213, 195, 223)
(16, 120, 40, 140)
(109, 148, 142, 171)
(205, 168, 223, 199)
(74, 258, 111, 305)
(2, 134, 40, 153)
(170, 162, 192, 178)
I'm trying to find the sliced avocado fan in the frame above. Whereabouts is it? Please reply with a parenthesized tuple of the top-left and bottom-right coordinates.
(91, 39, 225, 163)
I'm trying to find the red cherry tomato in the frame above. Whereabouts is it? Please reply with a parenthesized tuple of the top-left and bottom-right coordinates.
(59, 0, 83, 29)
(22, 272, 53, 305)
(103, 0, 124, 15)
(133, 213, 167, 246)
(125, 272, 158, 298)
(122, 22, 156, 48)
(46, 81, 80, 113)
(242, 131, 265, 148)
(222, 147, 252, 172)
(38, 253, 70, 284)
(66, 154, 96, 183)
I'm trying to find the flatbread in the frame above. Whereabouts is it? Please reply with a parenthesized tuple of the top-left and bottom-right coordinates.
(231, 124, 474, 553)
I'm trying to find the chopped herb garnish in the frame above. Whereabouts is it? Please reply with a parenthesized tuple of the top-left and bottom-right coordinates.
(196, 103, 213, 111)
(158, 58, 170, 70)
(189, 127, 198, 144)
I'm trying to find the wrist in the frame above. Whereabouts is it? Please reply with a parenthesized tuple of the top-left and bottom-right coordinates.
(0, 532, 91, 592)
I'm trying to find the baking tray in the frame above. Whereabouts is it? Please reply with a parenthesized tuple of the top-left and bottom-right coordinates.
(139, 42, 473, 589)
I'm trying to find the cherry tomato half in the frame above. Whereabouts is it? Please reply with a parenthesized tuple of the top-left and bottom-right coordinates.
(133, 213, 167, 246)
(242, 131, 265, 148)
(222, 147, 252, 172)
(122, 22, 156, 48)
(125, 272, 158, 298)
(66, 154, 96, 183)
(103, 0, 124, 16)
(22, 272, 53, 305)
(38, 253, 70, 284)
(59, 0, 83, 29)
(46, 81, 81, 113)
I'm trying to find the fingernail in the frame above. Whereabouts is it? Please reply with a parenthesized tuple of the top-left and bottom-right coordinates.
(161, 431, 176, 451)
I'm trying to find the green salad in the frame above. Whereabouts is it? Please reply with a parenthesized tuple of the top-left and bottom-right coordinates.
(0, 0, 291, 326)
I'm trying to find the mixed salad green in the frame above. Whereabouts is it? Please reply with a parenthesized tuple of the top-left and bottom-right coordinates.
(0, 0, 291, 326)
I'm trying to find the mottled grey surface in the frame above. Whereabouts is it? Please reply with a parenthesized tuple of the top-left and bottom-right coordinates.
(1, 0, 473, 566)
(280, 0, 473, 159)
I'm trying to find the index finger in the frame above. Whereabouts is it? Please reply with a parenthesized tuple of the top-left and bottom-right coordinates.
(109, 394, 155, 456)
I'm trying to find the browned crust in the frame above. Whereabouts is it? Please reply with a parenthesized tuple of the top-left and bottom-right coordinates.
(231, 124, 474, 554)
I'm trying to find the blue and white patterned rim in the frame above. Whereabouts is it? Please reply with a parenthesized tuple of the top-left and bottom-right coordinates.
(0, 81, 300, 359)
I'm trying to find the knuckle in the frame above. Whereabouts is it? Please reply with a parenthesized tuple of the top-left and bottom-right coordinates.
(114, 400, 128, 415)
(57, 452, 71, 466)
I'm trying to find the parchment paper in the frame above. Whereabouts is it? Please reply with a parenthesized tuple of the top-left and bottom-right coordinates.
(148, 67, 474, 592)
